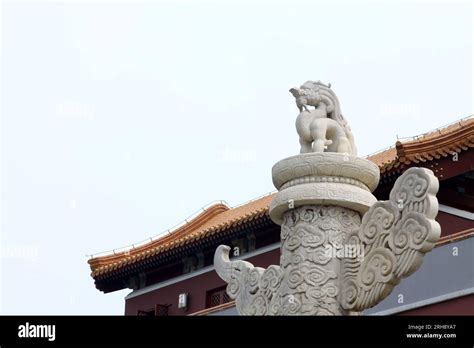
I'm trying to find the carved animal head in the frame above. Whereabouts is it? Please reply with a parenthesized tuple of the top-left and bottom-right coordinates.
(289, 88, 301, 98)
(290, 86, 322, 112)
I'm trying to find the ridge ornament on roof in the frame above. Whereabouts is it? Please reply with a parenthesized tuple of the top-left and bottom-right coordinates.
(214, 81, 441, 315)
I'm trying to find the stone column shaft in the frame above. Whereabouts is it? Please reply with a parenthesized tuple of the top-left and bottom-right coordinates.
(278, 205, 360, 315)
(269, 153, 379, 315)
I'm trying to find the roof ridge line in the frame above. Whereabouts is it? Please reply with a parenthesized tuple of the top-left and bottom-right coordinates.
(365, 114, 473, 158)
(87, 200, 230, 259)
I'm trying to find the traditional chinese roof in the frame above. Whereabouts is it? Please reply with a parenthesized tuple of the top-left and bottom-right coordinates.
(89, 195, 273, 278)
(367, 117, 474, 173)
(88, 116, 474, 281)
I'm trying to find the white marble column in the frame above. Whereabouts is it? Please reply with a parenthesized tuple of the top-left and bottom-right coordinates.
(213, 81, 440, 315)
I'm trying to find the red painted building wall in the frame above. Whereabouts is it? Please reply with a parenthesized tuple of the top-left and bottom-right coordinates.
(125, 248, 281, 315)
(399, 295, 474, 315)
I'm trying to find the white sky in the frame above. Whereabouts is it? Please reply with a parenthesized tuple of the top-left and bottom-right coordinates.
(1, 0, 472, 314)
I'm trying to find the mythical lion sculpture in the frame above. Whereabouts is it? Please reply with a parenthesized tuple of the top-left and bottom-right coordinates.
(290, 81, 357, 156)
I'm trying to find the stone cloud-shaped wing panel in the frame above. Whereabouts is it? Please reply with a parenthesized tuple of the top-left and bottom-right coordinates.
(341, 167, 441, 311)
(214, 245, 283, 315)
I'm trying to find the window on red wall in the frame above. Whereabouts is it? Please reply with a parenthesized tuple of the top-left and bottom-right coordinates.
(155, 304, 170, 316)
(137, 304, 170, 316)
(206, 286, 231, 308)
(137, 308, 155, 316)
